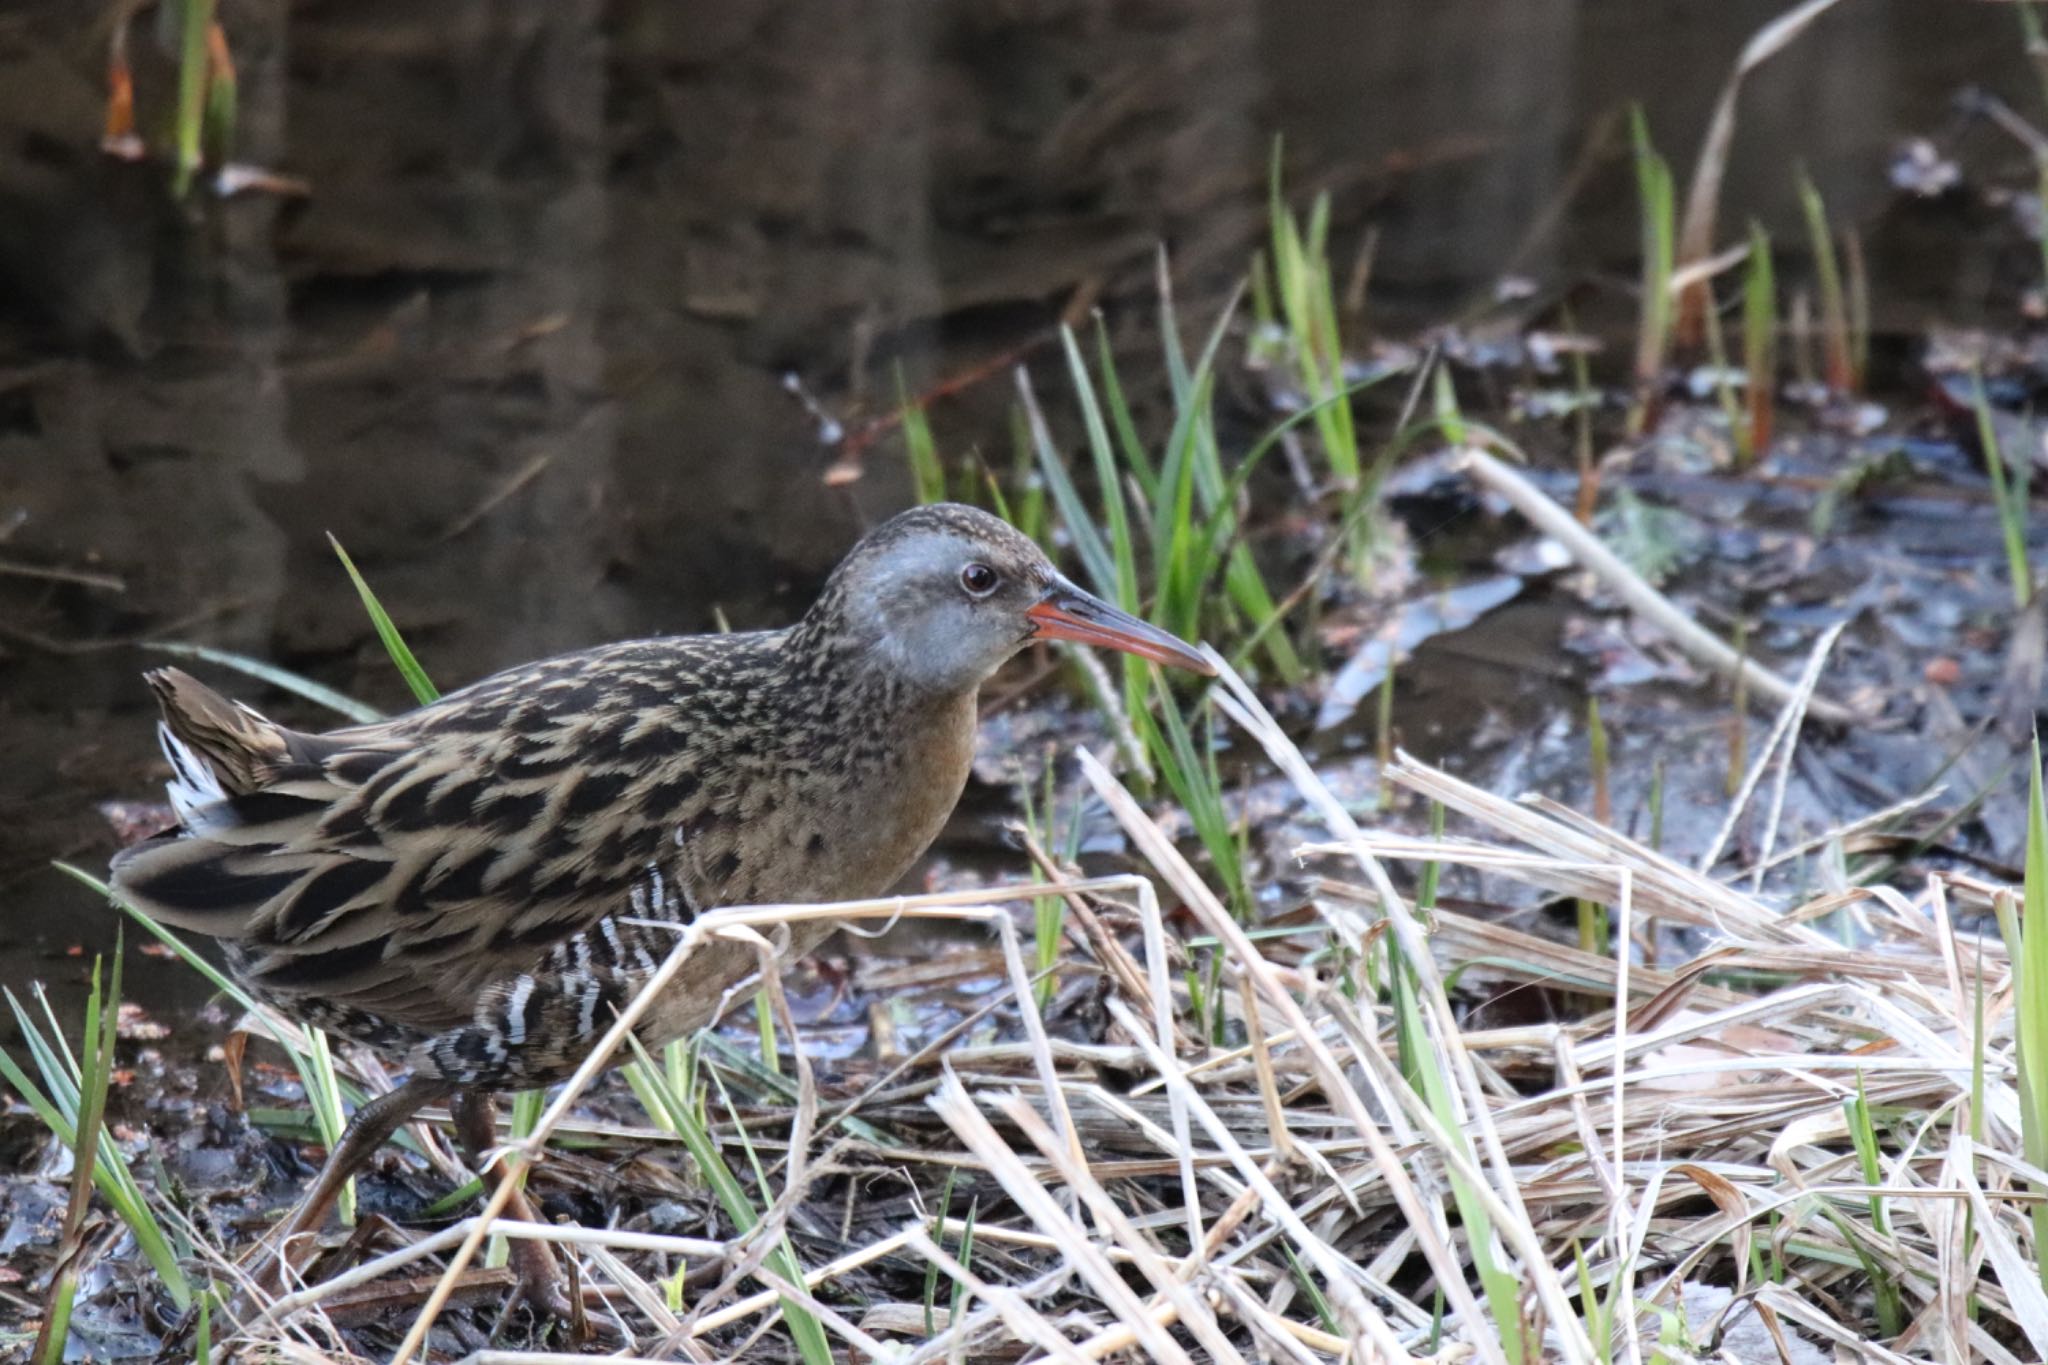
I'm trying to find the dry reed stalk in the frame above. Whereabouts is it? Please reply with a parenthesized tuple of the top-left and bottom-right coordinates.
(1672, 0, 1845, 343)
(1081, 748, 1507, 1358)
(932, 1074, 1195, 1362)
(1000, 1092, 1250, 1363)
(1125, 846, 1207, 1256)
(1694, 618, 1845, 876)
(1454, 447, 1858, 725)
(1206, 658, 1593, 1357)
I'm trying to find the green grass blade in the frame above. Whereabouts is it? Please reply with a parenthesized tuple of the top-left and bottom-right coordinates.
(2015, 739, 2048, 1292)
(38, 1277, 76, 1365)
(1844, 1072, 1888, 1236)
(37, 949, 118, 1365)
(1388, 936, 1525, 1360)
(1268, 144, 1361, 489)
(754, 989, 782, 1075)
(170, 0, 212, 196)
(705, 1066, 834, 1365)
(1019, 371, 1118, 597)
(1095, 319, 1158, 504)
(949, 1196, 979, 1324)
(303, 1025, 353, 1224)
(1741, 221, 1778, 467)
(1, 982, 193, 1308)
(328, 534, 440, 705)
(1629, 107, 1675, 435)
(486, 1088, 548, 1268)
(897, 363, 946, 505)
(60, 862, 381, 1200)
(1971, 371, 2035, 609)
(626, 1035, 831, 1364)
(1007, 406, 1047, 546)
(1154, 371, 1213, 636)
(1158, 286, 1242, 531)
(75, 953, 119, 1216)
(1059, 326, 1141, 616)
(1137, 678, 1247, 918)
(1797, 170, 1853, 393)
(923, 1164, 957, 1334)
(201, 19, 235, 168)
(57, 864, 320, 1080)
(1281, 1243, 1341, 1339)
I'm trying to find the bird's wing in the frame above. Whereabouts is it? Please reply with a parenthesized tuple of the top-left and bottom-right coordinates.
(110, 657, 707, 1032)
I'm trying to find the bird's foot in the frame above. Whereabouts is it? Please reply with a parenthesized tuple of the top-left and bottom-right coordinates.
(511, 1235, 574, 1321)
(493, 1236, 601, 1342)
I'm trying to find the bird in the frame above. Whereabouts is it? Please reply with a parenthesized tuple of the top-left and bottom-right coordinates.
(108, 501, 1213, 1320)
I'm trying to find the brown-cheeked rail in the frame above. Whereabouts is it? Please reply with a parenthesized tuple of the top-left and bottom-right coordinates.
(109, 503, 1213, 1324)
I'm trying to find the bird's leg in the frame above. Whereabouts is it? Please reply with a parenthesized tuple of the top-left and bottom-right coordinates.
(450, 1089, 581, 1330)
(237, 1075, 454, 1307)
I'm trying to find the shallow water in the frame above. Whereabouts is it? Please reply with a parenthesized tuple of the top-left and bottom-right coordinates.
(0, 0, 2039, 1037)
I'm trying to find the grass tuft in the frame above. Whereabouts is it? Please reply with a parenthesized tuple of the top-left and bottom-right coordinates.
(1796, 170, 1856, 394)
(626, 1033, 834, 1365)
(1740, 220, 1778, 465)
(1, 944, 194, 1315)
(1268, 147, 1364, 505)
(1970, 370, 2036, 608)
(1629, 107, 1677, 436)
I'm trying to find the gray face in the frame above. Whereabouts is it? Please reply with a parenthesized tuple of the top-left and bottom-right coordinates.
(835, 509, 1058, 694)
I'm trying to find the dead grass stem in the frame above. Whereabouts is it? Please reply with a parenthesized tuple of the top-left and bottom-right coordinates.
(190, 669, 2048, 1362)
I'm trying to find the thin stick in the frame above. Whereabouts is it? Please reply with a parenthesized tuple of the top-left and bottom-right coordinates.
(1695, 619, 1845, 875)
(1133, 871, 1205, 1254)
(930, 1073, 1196, 1364)
(1455, 447, 1856, 724)
(1750, 621, 1848, 887)
(997, 1092, 1248, 1364)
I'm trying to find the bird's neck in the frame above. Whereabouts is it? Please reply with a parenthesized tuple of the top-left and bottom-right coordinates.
(779, 620, 969, 726)
(782, 586, 967, 714)
(761, 620, 980, 884)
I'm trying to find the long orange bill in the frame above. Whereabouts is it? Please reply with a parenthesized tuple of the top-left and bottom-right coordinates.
(1026, 576, 1216, 676)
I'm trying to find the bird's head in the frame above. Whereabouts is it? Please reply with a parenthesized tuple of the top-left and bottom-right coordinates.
(815, 503, 1214, 695)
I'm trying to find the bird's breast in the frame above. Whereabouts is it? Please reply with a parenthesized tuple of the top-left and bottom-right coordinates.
(683, 688, 978, 911)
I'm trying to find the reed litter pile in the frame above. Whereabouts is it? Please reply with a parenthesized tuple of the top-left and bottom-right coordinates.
(208, 663, 2048, 1362)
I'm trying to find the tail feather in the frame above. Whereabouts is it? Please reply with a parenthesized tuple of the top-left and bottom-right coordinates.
(144, 667, 295, 799)
(157, 722, 224, 824)
(112, 667, 343, 938)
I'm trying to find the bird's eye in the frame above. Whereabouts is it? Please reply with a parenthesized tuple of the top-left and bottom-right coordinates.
(959, 562, 1000, 598)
